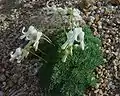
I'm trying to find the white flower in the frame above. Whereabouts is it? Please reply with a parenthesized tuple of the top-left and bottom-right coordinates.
(9, 47, 22, 63)
(61, 27, 85, 50)
(61, 30, 74, 50)
(33, 32, 42, 51)
(20, 25, 38, 41)
(9, 47, 30, 63)
(61, 27, 85, 62)
(20, 26, 52, 51)
(20, 26, 42, 51)
(74, 27, 85, 50)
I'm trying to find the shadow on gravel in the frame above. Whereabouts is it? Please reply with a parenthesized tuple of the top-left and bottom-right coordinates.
(37, 37, 59, 96)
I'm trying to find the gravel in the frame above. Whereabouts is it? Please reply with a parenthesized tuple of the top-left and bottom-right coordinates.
(84, 0, 120, 95)
(0, 0, 43, 96)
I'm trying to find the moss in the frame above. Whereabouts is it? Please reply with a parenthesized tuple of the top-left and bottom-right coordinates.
(48, 26, 104, 96)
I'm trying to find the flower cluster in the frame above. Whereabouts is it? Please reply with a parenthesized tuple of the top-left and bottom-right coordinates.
(61, 27, 85, 62)
(10, 26, 51, 63)
(10, 3, 85, 63)
(20, 25, 51, 51)
(44, 2, 85, 62)
(10, 47, 22, 63)
(61, 27, 85, 50)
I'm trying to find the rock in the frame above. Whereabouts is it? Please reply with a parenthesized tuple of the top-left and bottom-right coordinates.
(116, 18, 120, 24)
(18, 76, 24, 86)
(111, 84, 115, 89)
(98, 21, 102, 29)
(108, 81, 116, 89)
(0, 74, 6, 82)
(0, 5, 4, 10)
(110, 0, 120, 5)
(0, 91, 3, 96)
(115, 94, 120, 96)
(95, 83, 100, 89)
(8, 80, 14, 88)
(0, 14, 6, 22)
(99, 89, 103, 95)
(106, 50, 109, 54)
(11, 74, 18, 83)
(94, 89, 99, 93)
(78, 0, 97, 9)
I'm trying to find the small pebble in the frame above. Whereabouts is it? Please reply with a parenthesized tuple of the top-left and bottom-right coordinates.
(0, 74, 6, 82)
(0, 91, 3, 96)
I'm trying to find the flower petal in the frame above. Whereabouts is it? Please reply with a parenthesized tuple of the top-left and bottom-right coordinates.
(61, 40, 69, 49)
(80, 40, 85, 50)
(33, 32, 42, 51)
(9, 47, 22, 62)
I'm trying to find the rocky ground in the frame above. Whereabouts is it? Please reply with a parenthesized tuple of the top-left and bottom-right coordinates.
(85, 1, 120, 96)
(0, 0, 120, 96)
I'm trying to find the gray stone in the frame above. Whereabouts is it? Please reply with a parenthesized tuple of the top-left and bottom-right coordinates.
(0, 74, 6, 82)
(0, 91, 3, 96)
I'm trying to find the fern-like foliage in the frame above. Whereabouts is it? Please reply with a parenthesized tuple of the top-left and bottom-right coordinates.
(49, 26, 104, 96)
